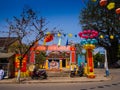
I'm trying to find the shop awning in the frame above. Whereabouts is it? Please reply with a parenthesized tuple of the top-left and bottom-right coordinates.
(0, 53, 15, 58)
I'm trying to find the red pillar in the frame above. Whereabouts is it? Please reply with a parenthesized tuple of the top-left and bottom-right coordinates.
(29, 47, 35, 63)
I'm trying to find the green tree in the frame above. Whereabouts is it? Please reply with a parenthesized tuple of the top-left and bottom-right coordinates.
(79, 0, 120, 67)
(93, 52, 104, 67)
(35, 51, 46, 68)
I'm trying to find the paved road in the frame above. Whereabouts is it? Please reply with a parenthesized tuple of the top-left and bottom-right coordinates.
(0, 69, 120, 90)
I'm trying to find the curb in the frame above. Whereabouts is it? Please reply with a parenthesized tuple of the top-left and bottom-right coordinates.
(0, 76, 112, 84)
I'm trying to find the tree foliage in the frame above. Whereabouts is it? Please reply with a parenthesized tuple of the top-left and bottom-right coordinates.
(79, 0, 120, 67)
(35, 51, 46, 68)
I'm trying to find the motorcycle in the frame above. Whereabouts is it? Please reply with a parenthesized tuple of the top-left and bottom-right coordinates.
(70, 66, 84, 77)
(70, 70, 76, 77)
(77, 66, 84, 77)
(31, 69, 47, 80)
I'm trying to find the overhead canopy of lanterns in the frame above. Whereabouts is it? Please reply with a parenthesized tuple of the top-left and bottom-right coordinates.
(42, 30, 118, 46)
(99, 0, 120, 14)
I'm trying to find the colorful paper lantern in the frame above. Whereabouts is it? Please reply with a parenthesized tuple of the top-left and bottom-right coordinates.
(110, 35, 114, 39)
(78, 32, 83, 37)
(84, 36, 89, 39)
(75, 34, 77, 37)
(87, 30, 91, 34)
(83, 30, 87, 34)
(116, 8, 120, 14)
(90, 35, 94, 39)
(100, 35, 104, 39)
(100, 0, 107, 7)
(105, 35, 109, 39)
(57, 33, 61, 37)
(68, 33, 73, 37)
(44, 34, 54, 42)
(107, 2, 115, 10)
(87, 39, 91, 43)
(63, 34, 66, 37)
(78, 30, 98, 39)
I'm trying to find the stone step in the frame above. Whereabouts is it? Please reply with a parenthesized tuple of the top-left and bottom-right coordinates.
(47, 72, 70, 77)
(47, 70, 70, 77)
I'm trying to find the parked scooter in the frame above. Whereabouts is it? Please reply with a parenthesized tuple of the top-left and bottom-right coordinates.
(31, 69, 47, 80)
(77, 66, 84, 77)
(70, 70, 76, 77)
(70, 66, 84, 77)
(70, 67, 76, 77)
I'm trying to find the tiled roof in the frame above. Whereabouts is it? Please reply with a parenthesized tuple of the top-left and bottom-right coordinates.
(0, 52, 14, 58)
(0, 37, 18, 47)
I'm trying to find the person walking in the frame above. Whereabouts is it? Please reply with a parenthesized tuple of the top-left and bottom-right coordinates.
(0, 66, 4, 80)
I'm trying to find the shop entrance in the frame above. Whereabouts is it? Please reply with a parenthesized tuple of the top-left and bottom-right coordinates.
(48, 59, 59, 69)
(62, 59, 66, 67)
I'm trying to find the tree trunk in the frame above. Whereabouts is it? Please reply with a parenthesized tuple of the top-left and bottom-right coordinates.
(106, 39, 119, 67)
(16, 69, 21, 83)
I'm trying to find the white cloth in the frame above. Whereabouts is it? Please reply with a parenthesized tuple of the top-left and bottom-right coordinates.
(0, 69, 4, 80)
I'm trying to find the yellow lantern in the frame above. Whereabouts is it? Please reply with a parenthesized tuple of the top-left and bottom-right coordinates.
(107, 2, 115, 10)
(68, 33, 73, 37)
(100, 35, 104, 39)
(110, 35, 114, 39)
(57, 33, 61, 37)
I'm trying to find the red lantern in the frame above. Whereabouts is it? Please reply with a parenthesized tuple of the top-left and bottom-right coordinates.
(44, 34, 53, 42)
(116, 8, 120, 14)
(100, 0, 107, 7)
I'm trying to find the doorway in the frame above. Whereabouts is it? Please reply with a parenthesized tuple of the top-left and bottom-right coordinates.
(62, 59, 66, 67)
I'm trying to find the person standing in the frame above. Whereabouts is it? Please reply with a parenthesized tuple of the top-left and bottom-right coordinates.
(0, 66, 4, 80)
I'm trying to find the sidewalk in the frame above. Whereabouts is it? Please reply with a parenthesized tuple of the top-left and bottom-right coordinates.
(0, 69, 112, 84)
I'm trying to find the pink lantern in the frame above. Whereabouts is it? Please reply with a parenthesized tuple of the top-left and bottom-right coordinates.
(92, 30, 95, 33)
(90, 35, 94, 39)
(95, 31, 98, 35)
(78, 32, 83, 37)
(82, 35, 85, 38)
(84, 36, 89, 39)
(83, 30, 87, 34)
(87, 30, 91, 34)
(92, 34, 96, 38)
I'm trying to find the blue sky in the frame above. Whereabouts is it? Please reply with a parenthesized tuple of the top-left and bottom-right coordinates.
(0, 0, 85, 45)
